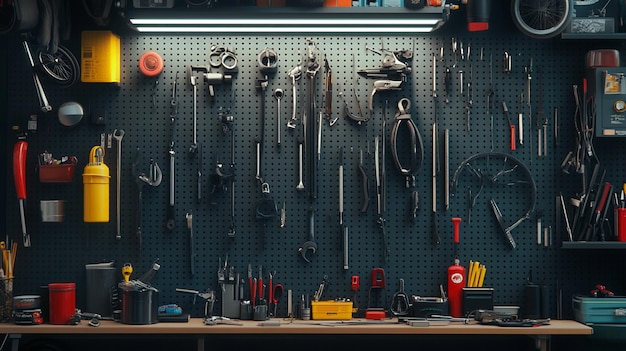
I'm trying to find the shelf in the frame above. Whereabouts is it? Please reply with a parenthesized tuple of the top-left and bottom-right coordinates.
(562, 241, 626, 249)
(561, 32, 626, 40)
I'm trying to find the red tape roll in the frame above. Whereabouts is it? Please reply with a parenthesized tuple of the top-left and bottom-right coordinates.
(139, 51, 164, 77)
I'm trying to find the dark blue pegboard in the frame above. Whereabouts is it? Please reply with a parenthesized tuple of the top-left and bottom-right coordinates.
(5, 22, 626, 320)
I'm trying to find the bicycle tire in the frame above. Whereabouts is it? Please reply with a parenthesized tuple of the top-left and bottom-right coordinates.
(36, 45, 80, 87)
(511, 0, 573, 39)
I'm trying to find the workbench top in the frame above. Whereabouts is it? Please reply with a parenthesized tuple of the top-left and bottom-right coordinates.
(0, 319, 593, 336)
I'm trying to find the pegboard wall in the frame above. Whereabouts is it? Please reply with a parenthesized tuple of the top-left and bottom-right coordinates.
(5, 21, 626, 320)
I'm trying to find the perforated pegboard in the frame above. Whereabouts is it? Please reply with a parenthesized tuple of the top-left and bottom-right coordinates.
(5, 20, 626, 320)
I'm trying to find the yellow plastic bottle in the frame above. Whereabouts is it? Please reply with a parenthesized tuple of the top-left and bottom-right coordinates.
(83, 146, 110, 222)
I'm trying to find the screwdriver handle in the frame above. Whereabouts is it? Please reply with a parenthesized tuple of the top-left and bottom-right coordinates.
(510, 125, 516, 151)
(13, 140, 28, 200)
(452, 217, 462, 244)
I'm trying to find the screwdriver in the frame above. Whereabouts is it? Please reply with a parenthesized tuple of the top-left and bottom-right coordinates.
(502, 100, 516, 151)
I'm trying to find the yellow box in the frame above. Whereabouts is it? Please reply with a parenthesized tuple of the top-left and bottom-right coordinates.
(311, 300, 353, 320)
(81, 31, 120, 83)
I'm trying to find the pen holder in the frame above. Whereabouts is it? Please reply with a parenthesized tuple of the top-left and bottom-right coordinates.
(0, 278, 14, 322)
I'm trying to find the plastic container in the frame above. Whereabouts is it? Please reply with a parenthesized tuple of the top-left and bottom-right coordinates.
(48, 282, 76, 325)
(83, 146, 110, 222)
(311, 300, 352, 320)
(39, 164, 76, 183)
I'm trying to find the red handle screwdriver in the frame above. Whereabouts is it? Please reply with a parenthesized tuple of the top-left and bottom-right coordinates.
(13, 140, 30, 247)
(502, 101, 516, 151)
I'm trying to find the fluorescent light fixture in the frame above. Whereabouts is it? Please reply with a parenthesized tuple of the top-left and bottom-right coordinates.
(122, 6, 450, 34)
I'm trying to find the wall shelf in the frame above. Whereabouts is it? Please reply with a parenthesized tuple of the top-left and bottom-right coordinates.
(561, 32, 626, 39)
(562, 241, 626, 249)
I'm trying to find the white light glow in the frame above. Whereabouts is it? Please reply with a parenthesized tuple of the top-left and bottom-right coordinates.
(130, 18, 441, 26)
(134, 26, 435, 33)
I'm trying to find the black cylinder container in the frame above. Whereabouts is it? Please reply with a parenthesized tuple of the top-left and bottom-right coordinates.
(118, 282, 159, 325)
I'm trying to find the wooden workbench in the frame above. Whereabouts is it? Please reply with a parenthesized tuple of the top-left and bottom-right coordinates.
(0, 319, 592, 351)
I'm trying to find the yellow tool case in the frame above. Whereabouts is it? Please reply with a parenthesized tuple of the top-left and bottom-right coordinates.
(311, 300, 353, 320)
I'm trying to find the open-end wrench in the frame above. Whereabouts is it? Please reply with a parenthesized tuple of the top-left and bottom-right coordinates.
(298, 207, 317, 263)
(113, 129, 125, 240)
(273, 88, 283, 147)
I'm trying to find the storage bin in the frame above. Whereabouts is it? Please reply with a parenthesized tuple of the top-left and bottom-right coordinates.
(573, 294, 626, 324)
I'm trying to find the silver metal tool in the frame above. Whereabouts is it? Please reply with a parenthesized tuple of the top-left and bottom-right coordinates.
(188, 67, 199, 154)
(273, 88, 283, 147)
(339, 147, 348, 270)
(186, 211, 195, 276)
(22, 39, 52, 112)
(432, 123, 439, 245)
(113, 129, 125, 240)
(287, 56, 302, 129)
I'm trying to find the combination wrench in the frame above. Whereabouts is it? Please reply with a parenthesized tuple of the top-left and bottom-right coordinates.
(273, 88, 283, 147)
(113, 129, 125, 240)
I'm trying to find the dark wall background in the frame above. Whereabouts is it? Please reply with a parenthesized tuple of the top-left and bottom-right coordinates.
(3, 2, 626, 350)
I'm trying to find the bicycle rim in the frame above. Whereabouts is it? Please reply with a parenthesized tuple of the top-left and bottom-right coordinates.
(511, 0, 572, 39)
(37, 45, 80, 87)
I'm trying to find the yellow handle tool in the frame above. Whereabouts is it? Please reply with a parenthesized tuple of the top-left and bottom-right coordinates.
(122, 263, 133, 282)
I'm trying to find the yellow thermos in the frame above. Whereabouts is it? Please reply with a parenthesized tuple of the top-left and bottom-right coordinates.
(83, 146, 110, 222)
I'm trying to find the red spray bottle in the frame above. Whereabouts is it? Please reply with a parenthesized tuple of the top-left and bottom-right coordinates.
(447, 217, 465, 317)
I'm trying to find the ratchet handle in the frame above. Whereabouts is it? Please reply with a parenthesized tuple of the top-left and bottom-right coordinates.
(510, 125, 516, 151)
(13, 140, 28, 200)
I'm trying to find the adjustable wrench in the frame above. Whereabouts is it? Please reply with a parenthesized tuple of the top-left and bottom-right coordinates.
(273, 88, 283, 147)
(113, 129, 125, 240)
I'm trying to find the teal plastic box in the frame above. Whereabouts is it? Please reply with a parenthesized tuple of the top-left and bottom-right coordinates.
(573, 295, 626, 324)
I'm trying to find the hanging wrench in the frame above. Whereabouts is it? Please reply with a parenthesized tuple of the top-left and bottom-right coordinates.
(113, 129, 125, 240)
(187, 67, 199, 154)
(22, 39, 52, 112)
(298, 207, 317, 263)
(296, 110, 306, 192)
(287, 56, 303, 129)
(186, 211, 195, 276)
(273, 88, 283, 147)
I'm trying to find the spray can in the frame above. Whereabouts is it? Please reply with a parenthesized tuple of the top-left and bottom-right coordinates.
(447, 217, 465, 317)
(83, 146, 110, 222)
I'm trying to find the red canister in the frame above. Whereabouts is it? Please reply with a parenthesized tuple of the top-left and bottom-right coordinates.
(48, 283, 76, 324)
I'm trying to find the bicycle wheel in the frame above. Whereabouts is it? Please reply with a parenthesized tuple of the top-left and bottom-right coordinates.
(511, 0, 573, 39)
(37, 45, 80, 87)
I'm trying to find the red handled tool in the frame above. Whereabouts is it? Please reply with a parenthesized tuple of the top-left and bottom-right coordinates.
(351, 275, 360, 314)
(13, 140, 30, 247)
(502, 101, 516, 151)
(366, 268, 386, 320)
(447, 217, 465, 317)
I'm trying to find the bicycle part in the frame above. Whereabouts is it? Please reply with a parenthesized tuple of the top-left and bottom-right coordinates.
(37, 45, 80, 87)
(451, 152, 537, 248)
(511, 0, 573, 39)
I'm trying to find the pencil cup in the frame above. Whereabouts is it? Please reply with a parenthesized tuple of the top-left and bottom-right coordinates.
(615, 208, 626, 242)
